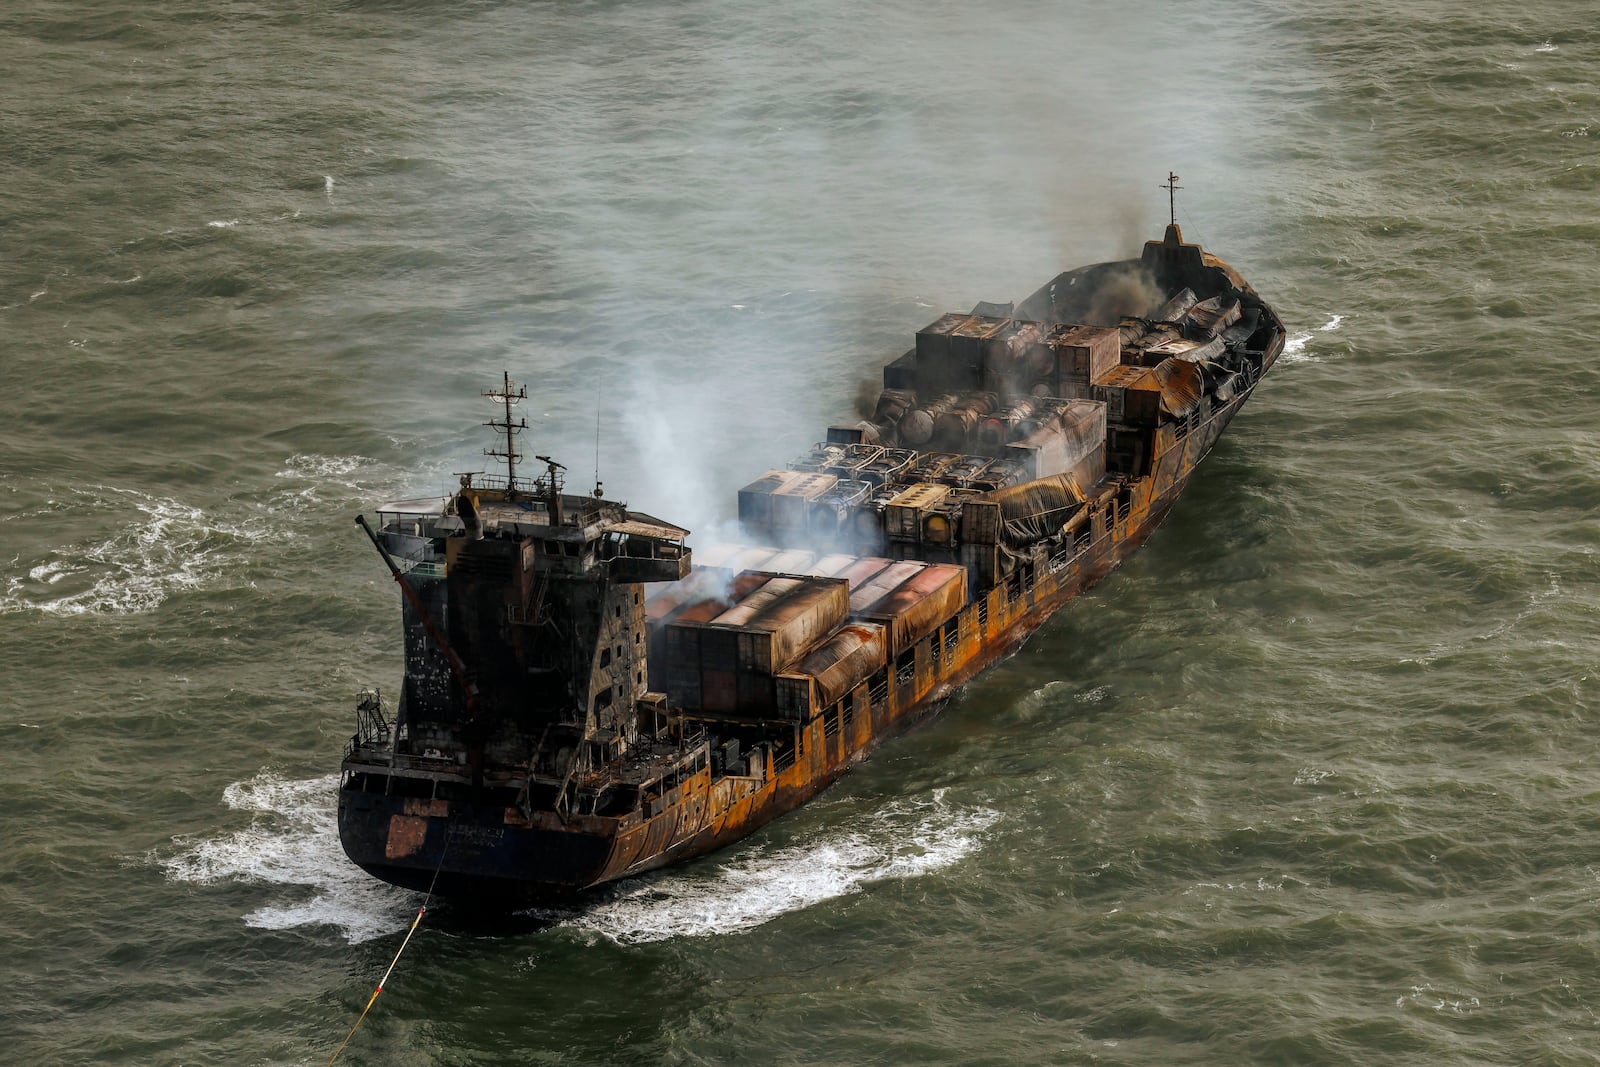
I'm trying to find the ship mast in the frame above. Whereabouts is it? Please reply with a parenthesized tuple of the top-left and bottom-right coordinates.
(483, 371, 528, 490)
(1161, 171, 1183, 227)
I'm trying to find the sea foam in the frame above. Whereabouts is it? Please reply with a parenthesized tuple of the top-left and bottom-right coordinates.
(163, 772, 999, 946)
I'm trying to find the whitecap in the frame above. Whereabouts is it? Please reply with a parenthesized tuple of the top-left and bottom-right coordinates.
(161, 772, 417, 944)
(275, 453, 373, 482)
(0, 485, 270, 616)
(542, 790, 1001, 944)
(207, 219, 240, 228)
(1279, 313, 1343, 364)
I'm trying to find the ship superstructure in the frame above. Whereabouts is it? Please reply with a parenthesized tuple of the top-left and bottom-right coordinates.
(338, 218, 1286, 900)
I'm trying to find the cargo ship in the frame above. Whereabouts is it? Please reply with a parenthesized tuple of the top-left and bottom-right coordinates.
(337, 214, 1286, 902)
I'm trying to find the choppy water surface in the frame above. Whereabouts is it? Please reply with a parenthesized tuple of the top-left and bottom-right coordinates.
(5, 1, 1600, 1063)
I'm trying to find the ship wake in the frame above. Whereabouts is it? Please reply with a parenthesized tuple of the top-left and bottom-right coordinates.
(540, 790, 1001, 944)
(160, 771, 417, 944)
(161, 773, 999, 945)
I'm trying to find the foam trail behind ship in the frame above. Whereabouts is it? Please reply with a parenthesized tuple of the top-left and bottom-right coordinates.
(162, 774, 999, 945)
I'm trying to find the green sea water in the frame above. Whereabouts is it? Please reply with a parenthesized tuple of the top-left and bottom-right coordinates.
(5, 1, 1600, 1063)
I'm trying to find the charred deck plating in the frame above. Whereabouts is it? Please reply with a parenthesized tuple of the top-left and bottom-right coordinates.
(338, 223, 1286, 901)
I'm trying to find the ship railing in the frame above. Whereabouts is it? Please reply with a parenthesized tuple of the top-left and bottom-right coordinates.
(347, 688, 390, 759)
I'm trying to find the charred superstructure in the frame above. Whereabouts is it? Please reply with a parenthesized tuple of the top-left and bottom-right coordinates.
(338, 217, 1286, 901)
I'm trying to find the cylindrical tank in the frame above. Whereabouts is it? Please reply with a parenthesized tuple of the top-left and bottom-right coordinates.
(899, 393, 957, 446)
(979, 399, 1036, 449)
(931, 393, 997, 452)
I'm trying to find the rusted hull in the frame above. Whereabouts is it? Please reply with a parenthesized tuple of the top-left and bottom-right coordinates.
(338, 357, 1278, 901)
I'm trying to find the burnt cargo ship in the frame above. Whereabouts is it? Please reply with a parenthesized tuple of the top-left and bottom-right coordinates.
(338, 219, 1286, 901)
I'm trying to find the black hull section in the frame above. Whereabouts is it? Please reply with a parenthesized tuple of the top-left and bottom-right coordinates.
(338, 790, 614, 902)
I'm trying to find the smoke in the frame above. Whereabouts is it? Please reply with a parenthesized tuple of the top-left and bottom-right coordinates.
(1083, 266, 1165, 326)
(499, 3, 1249, 558)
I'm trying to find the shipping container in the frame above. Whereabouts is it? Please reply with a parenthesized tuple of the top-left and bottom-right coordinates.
(797, 623, 888, 708)
(961, 500, 1002, 545)
(806, 553, 859, 578)
(1092, 365, 1164, 425)
(774, 673, 815, 721)
(1047, 323, 1121, 393)
(836, 556, 894, 590)
(853, 563, 968, 654)
(702, 669, 738, 713)
(770, 472, 839, 536)
(848, 561, 927, 615)
(710, 576, 850, 675)
(884, 483, 950, 541)
(737, 470, 804, 531)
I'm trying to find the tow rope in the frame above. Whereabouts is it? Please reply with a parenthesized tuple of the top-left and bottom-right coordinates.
(326, 834, 451, 1065)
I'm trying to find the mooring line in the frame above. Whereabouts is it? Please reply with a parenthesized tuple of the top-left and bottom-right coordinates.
(327, 831, 451, 1066)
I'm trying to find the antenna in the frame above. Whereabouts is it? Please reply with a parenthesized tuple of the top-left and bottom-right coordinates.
(592, 388, 604, 499)
(483, 370, 528, 489)
(1161, 171, 1183, 228)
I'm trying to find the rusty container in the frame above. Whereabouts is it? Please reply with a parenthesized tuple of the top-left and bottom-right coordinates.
(774, 673, 816, 721)
(701, 669, 738, 713)
(662, 666, 701, 711)
(736, 671, 776, 715)
(797, 622, 888, 708)
(761, 549, 818, 575)
(809, 479, 873, 542)
(961, 499, 1002, 545)
(848, 561, 927, 615)
(958, 542, 1001, 590)
(770, 472, 839, 538)
(836, 556, 893, 590)
(854, 563, 968, 654)
(807, 553, 859, 578)
(710, 576, 850, 675)
(981, 321, 1047, 396)
(884, 483, 950, 542)
(738, 470, 804, 533)
(883, 348, 918, 391)
(1092, 365, 1163, 425)
(1047, 323, 1122, 395)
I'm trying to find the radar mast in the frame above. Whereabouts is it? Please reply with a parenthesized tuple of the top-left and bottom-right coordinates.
(484, 371, 528, 490)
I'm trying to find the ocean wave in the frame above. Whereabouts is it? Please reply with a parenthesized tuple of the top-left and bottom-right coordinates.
(160, 771, 417, 945)
(0, 485, 271, 617)
(1280, 313, 1345, 364)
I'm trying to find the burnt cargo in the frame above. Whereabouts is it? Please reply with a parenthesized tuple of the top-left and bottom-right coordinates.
(1047, 323, 1121, 393)
(884, 483, 950, 542)
(770, 472, 839, 539)
(854, 563, 967, 653)
(738, 470, 803, 530)
(1005, 400, 1107, 484)
(801, 622, 888, 708)
(709, 575, 850, 675)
